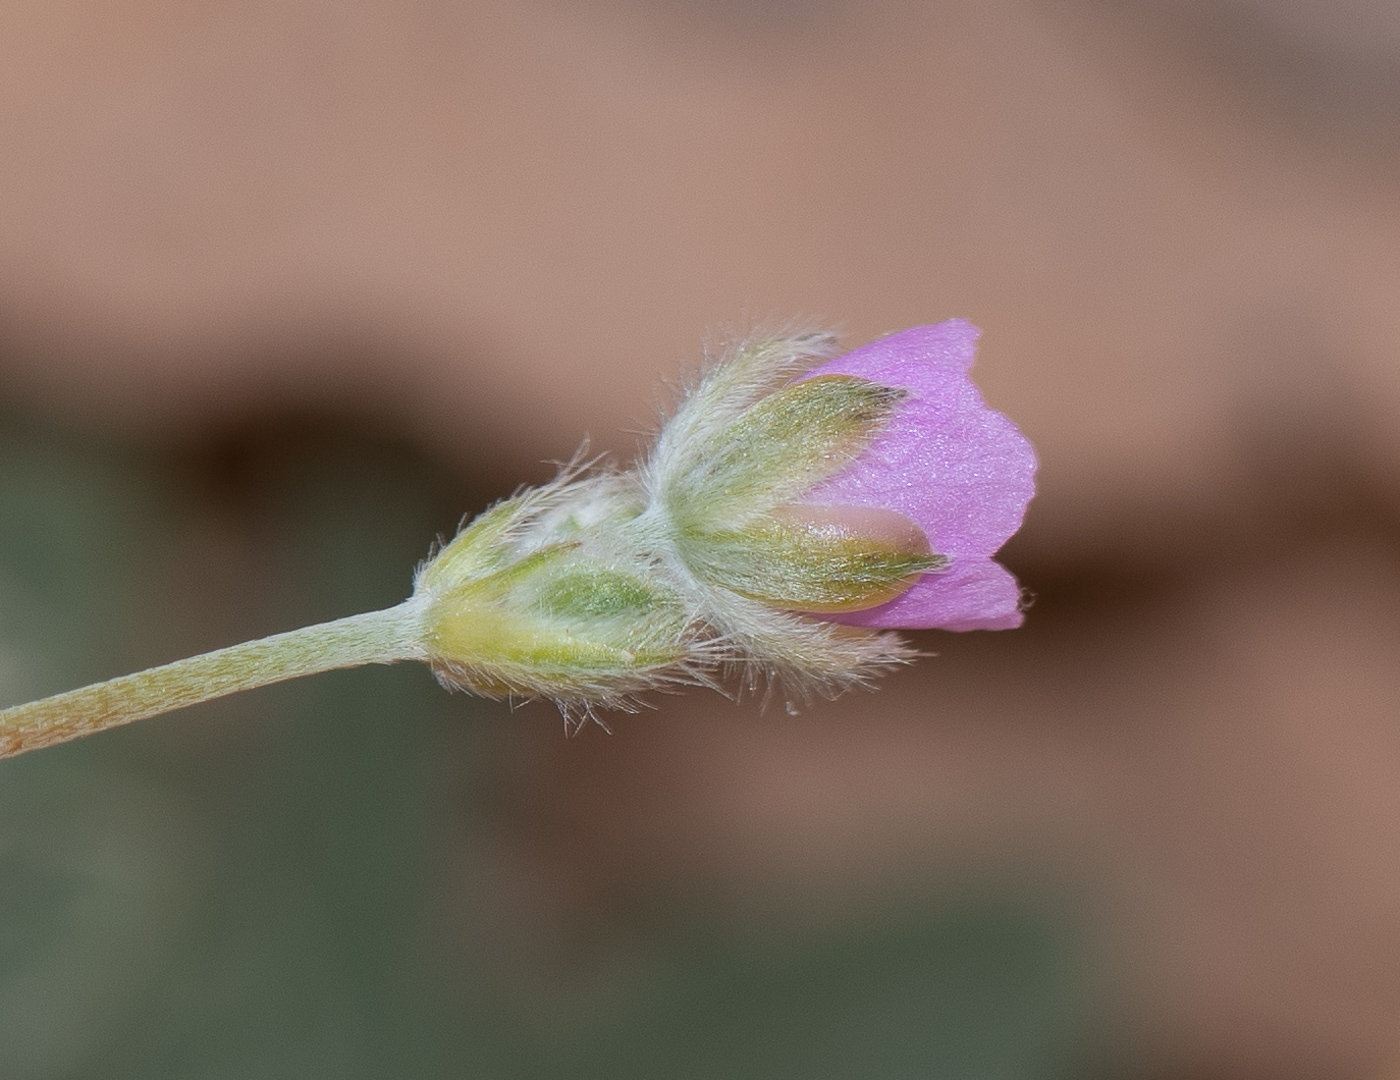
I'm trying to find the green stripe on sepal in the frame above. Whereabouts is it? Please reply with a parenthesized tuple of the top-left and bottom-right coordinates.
(422, 546, 692, 694)
(679, 505, 945, 613)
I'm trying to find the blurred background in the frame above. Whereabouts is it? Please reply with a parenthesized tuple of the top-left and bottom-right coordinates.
(2, 0, 1400, 1075)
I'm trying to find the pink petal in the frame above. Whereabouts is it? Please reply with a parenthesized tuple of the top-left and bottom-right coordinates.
(803, 322, 1036, 631)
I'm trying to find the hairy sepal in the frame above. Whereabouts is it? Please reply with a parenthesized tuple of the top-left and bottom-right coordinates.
(415, 474, 705, 713)
(679, 505, 943, 612)
(695, 587, 921, 703)
(657, 375, 906, 533)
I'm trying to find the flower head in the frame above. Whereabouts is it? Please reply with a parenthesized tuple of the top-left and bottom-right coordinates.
(417, 320, 1036, 720)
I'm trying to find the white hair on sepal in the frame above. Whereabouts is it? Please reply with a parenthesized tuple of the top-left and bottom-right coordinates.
(688, 585, 920, 703)
(644, 325, 840, 500)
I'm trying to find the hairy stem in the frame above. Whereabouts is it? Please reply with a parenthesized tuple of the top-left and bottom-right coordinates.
(0, 601, 427, 760)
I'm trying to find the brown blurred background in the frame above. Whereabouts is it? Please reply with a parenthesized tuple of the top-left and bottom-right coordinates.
(2, 0, 1400, 1076)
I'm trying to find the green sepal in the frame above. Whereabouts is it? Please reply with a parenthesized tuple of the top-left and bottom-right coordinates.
(664, 375, 905, 529)
(422, 544, 691, 692)
(416, 496, 523, 591)
(680, 510, 944, 613)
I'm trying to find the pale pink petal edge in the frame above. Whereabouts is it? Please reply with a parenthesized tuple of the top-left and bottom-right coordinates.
(831, 557, 1025, 631)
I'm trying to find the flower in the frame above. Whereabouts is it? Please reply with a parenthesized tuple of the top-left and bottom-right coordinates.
(419, 320, 1036, 715)
(799, 321, 1036, 631)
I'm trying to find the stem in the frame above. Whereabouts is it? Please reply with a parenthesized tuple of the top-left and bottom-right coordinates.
(0, 600, 427, 760)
